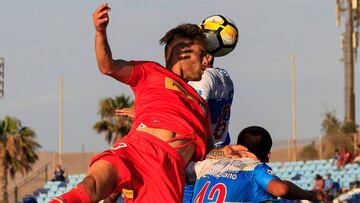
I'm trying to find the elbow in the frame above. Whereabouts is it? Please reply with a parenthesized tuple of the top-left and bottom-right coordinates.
(267, 180, 290, 197)
(98, 63, 115, 76)
(96, 57, 115, 76)
(276, 184, 289, 197)
(99, 68, 113, 76)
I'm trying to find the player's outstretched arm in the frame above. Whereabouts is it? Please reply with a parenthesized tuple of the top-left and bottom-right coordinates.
(93, 3, 133, 82)
(266, 179, 329, 202)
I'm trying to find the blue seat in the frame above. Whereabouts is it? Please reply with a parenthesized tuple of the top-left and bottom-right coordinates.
(38, 193, 47, 199)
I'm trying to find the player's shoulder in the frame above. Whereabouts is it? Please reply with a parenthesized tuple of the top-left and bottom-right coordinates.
(131, 60, 163, 68)
(254, 163, 276, 176)
(212, 67, 230, 74)
(209, 67, 233, 80)
(130, 60, 167, 78)
(203, 68, 223, 80)
(254, 163, 272, 170)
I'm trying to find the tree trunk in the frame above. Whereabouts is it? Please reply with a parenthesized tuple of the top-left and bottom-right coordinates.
(0, 155, 8, 203)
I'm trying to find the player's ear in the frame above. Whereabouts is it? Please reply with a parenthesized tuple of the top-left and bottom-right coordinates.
(206, 54, 214, 66)
(266, 152, 271, 163)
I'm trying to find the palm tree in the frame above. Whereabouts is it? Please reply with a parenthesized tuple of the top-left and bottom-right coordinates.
(0, 116, 41, 203)
(93, 95, 134, 144)
(321, 111, 342, 136)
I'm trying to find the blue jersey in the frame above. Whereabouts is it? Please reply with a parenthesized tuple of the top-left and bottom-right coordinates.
(188, 67, 234, 147)
(192, 158, 279, 203)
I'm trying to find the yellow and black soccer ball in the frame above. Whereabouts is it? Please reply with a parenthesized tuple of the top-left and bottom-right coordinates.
(200, 15, 239, 57)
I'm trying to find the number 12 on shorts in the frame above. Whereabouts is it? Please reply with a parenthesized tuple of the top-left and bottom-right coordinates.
(193, 181, 227, 203)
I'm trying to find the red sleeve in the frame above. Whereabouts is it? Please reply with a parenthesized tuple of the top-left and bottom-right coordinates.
(121, 61, 146, 87)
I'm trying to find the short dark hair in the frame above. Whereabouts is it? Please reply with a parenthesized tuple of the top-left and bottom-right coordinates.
(237, 126, 272, 163)
(315, 174, 323, 180)
(159, 23, 205, 60)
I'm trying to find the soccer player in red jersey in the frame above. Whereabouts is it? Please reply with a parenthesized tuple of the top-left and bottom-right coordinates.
(50, 3, 212, 203)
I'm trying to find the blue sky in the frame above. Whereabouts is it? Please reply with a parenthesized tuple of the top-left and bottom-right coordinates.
(0, 1, 355, 152)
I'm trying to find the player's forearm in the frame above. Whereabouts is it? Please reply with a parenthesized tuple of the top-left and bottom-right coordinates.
(278, 181, 314, 200)
(95, 31, 133, 82)
(267, 180, 321, 201)
(95, 31, 115, 75)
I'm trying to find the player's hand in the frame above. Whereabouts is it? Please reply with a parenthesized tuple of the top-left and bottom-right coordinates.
(115, 107, 135, 119)
(311, 189, 330, 202)
(206, 145, 257, 160)
(93, 3, 111, 33)
(225, 145, 258, 160)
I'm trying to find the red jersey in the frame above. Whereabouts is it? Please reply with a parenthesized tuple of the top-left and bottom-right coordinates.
(124, 61, 212, 161)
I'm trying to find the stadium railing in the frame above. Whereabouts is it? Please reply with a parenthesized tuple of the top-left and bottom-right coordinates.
(8, 161, 51, 203)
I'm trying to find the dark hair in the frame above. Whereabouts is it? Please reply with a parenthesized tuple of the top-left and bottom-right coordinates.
(23, 196, 38, 203)
(237, 126, 272, 162)
(159, 23, 205, 61)
(315, 174, 323, 180)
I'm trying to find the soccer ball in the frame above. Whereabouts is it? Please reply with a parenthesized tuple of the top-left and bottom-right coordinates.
(200, 15, 239, 57)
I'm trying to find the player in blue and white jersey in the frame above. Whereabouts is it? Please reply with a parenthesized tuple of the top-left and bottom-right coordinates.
(188, 55, 233, 147)
(183, 55, 234, 203)
(192, 126, 329, 203)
